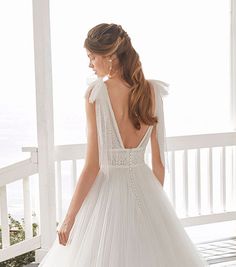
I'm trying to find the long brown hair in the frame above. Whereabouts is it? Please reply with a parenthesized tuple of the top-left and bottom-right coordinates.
(84, 23, 158, 130)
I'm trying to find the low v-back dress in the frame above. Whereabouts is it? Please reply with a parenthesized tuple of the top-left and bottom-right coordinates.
(38, 77, 209, 267)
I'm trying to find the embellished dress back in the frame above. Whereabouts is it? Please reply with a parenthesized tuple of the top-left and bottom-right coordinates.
(38, 78, 209, 267)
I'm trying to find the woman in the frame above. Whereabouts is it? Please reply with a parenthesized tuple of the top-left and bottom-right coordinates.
(39, 23, 209, 266)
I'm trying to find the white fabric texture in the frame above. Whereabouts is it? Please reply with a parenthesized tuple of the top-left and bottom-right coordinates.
(38, 77, 209, 267)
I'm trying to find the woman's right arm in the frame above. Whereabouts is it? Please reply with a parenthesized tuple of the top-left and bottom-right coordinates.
(149, 82, 165, 187)
(57, 87, 100, 246)
(65, 88, 100, 220)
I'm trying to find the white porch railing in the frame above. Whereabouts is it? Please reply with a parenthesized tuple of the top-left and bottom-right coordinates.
(165, 132, 236, 226)
(0, 131, 236, 262)
(0, 148, 40, 262)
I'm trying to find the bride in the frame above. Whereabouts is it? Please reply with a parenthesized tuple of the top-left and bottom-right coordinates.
(39, 23, 209, 267)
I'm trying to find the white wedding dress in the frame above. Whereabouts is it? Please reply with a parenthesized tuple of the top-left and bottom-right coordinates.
(38, 77, 209, 267)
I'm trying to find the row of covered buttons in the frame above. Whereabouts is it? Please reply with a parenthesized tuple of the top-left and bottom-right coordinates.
(128, 150, 143, 210)
(109, 149, 144, 166)
(129, 151, 132, 171)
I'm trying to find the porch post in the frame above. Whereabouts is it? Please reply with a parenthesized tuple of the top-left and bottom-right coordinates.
(231, 0, 236, 130)
(230, 0, 236, 209)
(32, 0, 57, 262)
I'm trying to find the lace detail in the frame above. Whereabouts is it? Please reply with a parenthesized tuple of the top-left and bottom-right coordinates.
(107, 114, 121, 149)
(84, 77, 170, 174)
(128, 163, 143, 211)
(107, 148, 146, 168)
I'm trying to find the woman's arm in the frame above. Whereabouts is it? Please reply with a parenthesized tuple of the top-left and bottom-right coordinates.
(150, 125, 165, 187)
(150, 83, 165, 187)
(65, 88, 100, 220)
(57, 88, 100, 246)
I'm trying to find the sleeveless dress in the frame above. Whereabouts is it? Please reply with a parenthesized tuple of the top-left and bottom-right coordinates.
(38, 77, 209, 267)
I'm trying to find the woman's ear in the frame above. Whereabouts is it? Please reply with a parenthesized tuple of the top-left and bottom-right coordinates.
(111, 53, 117, 61)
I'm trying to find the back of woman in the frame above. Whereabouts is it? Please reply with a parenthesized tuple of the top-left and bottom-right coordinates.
(38, 23, 209, 267)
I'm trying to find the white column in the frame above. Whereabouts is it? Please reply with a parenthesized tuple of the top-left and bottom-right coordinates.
(231, 0, 236, 130)
(230, 0, 236, 211)
(32, 0, 57, 262)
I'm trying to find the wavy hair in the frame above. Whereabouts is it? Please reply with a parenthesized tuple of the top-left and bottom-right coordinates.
(84, 23, 158, 130)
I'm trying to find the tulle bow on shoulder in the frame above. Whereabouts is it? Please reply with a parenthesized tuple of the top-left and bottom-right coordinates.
(84, 77, 105, 103)
(148, 79, 170, 173)
(149, 79, 170, 97)
(84, 76, 112, 179)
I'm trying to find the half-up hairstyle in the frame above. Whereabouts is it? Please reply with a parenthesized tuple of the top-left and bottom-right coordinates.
(84, 23, 158, 130)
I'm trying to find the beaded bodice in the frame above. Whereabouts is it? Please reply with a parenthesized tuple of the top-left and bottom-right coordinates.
(107, 148, 146, 168)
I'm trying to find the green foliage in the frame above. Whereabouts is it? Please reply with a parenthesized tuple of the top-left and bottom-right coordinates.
(0, 213, 38, 267)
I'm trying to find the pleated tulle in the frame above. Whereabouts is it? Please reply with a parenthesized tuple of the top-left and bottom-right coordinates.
(39, 77, 209, 266)
(39, 164, 209, 267)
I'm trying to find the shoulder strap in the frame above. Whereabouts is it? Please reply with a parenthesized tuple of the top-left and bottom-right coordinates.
(84, 77, 112, 180)
(84, 77, 104, 103)
(148, 79, 170, 174)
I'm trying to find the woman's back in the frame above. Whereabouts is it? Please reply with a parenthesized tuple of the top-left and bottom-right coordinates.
(38, 23, 209, 267)
(104, 78, 155, 149)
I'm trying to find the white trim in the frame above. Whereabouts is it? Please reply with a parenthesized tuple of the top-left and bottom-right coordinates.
(166, 131, 236, 151)
(0, 159, 37, 186)
(230, 0, 236, 219)
(181, 211, 236, 227)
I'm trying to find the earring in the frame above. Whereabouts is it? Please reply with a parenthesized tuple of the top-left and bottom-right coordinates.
(107, 59, 113, 79)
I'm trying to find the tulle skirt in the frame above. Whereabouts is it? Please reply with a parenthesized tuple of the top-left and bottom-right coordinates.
(38, 163, 209, 267)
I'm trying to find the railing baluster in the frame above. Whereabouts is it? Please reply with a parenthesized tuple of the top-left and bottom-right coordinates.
(195, 149, 201, 215)
(23, 176, 33, 239)
(0, 185, 10, 248)
(182, 149, 189, 217)
(170, 151, 176, 209)
(233, 146, 236, 209)
(56, 161, 62, 222)
(207, 148, 213, 213)
(220, 146, 226, 211)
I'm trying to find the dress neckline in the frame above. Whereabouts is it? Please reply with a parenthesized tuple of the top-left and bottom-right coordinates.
(103, 80, 153, 150)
